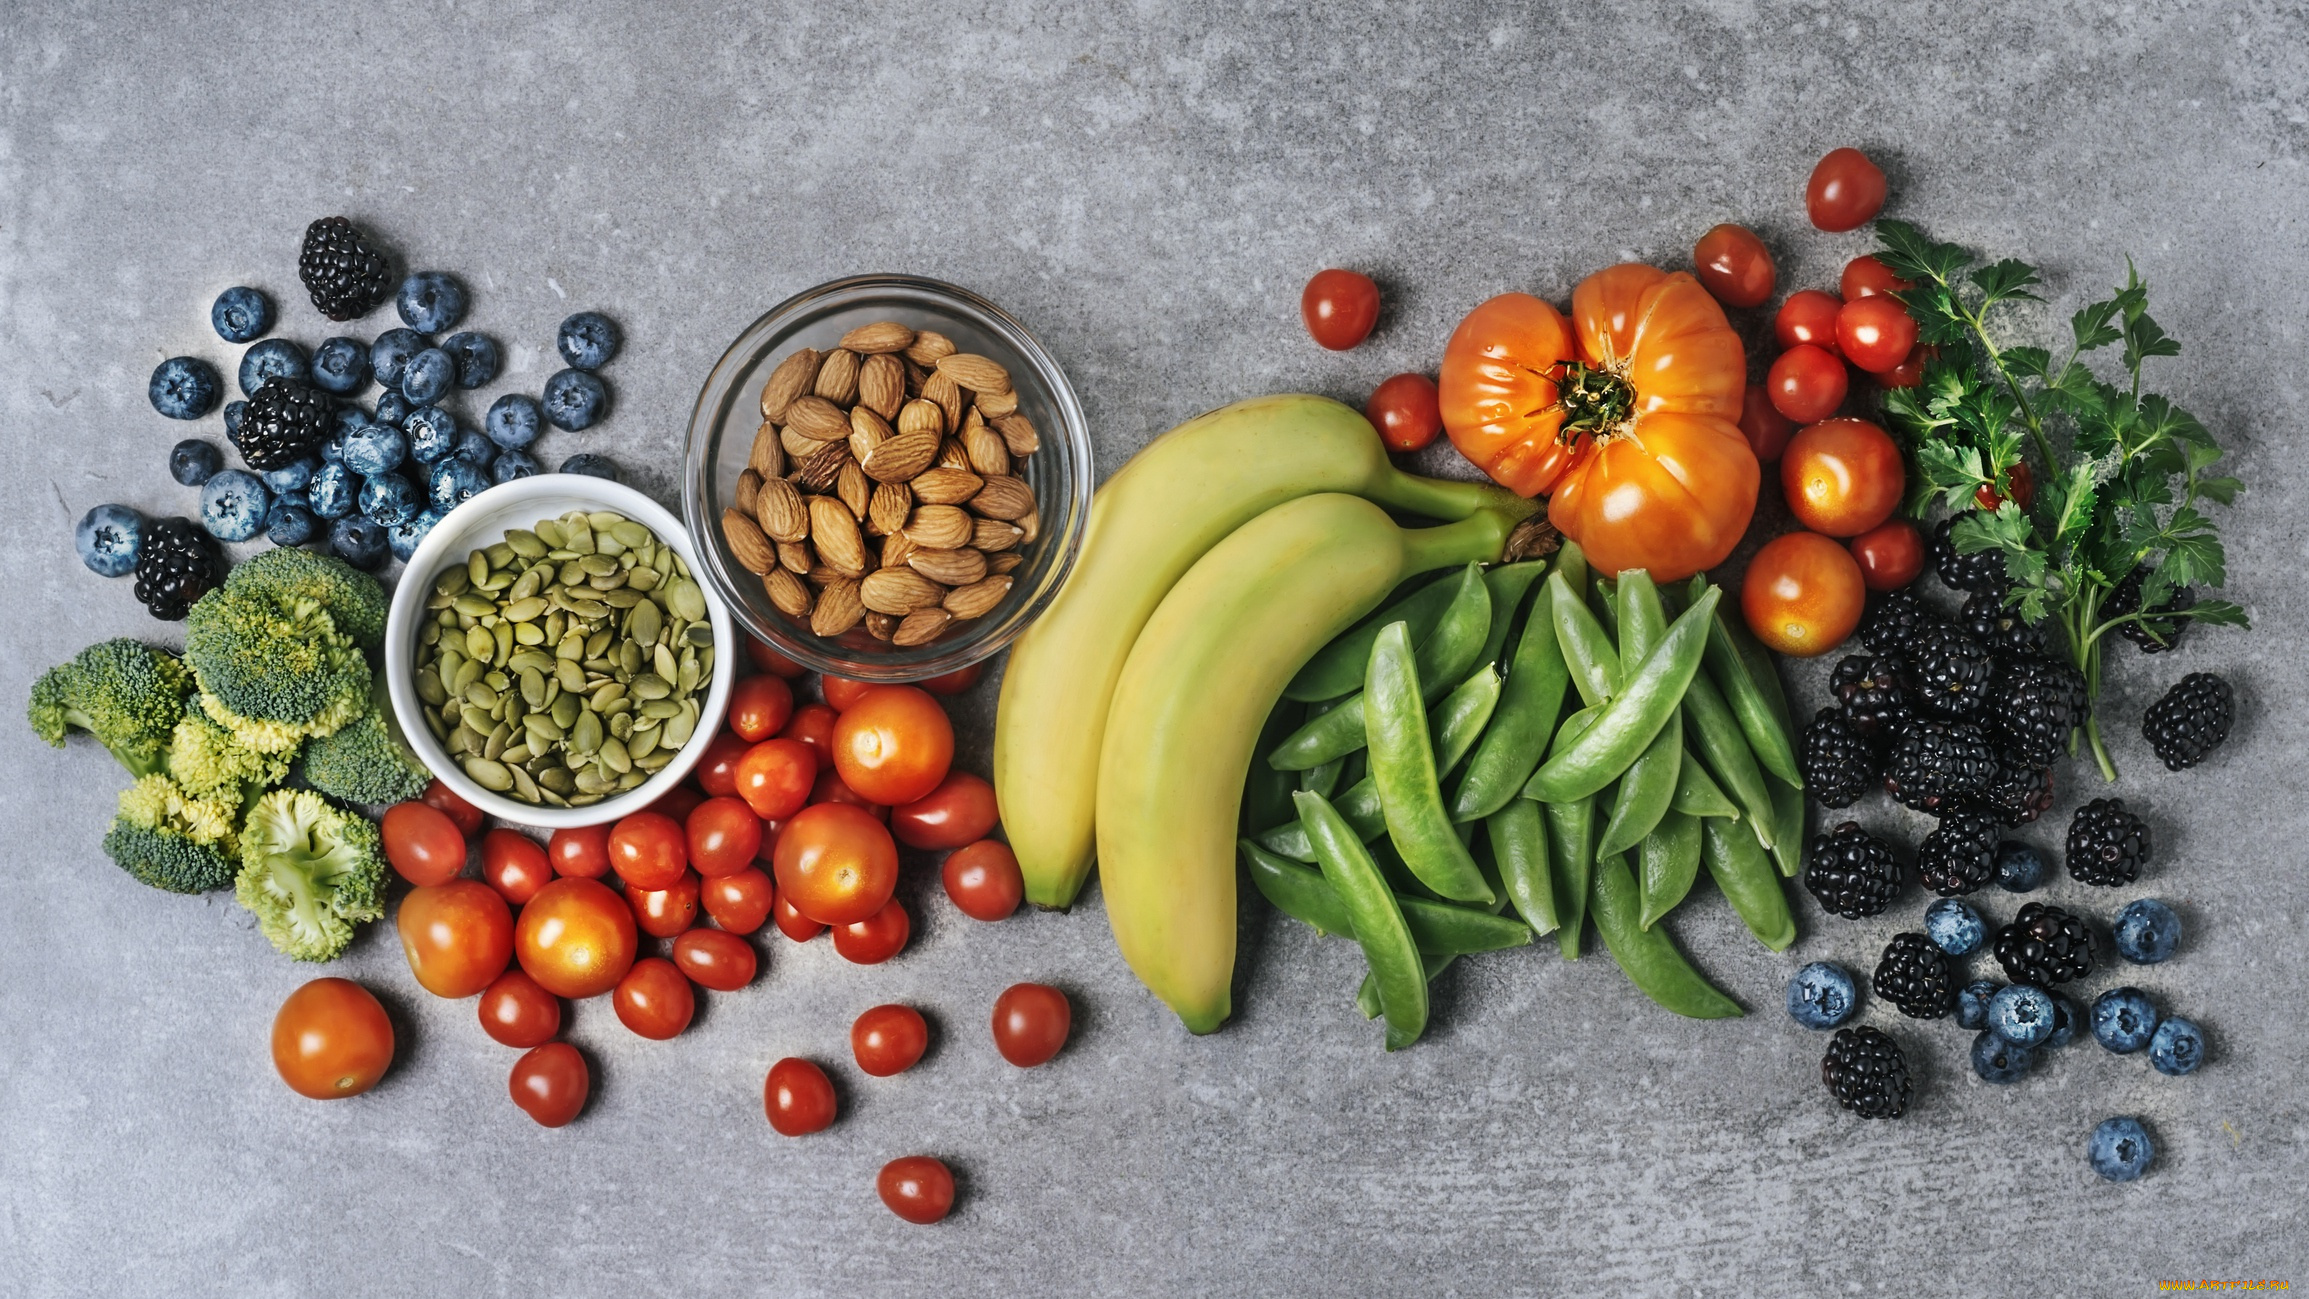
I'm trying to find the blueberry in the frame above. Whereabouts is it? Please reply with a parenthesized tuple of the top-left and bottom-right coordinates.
(357, 473, 422, 525)
(2148, 1016, 2205, 1076)
(149, 357, 222, 420)
(2046, 991, 2083, 1049)
(490, 449, 540, 484)
(1971, 1029, 2034, 1084)
(557, 311, 621, 370)
(307, 462, 357, 519)
(1995, 842, 2049, 893)
(401, 347, 455, 405)
(441, 331, 501, 388)
(452, 427, 497, 469)
(1988, 984, 2057, 1047)
(75, 504, 146, 577)
(559, 452, 619, 481)
(2091, 987, 2159, 1054)
(2088, 1117, 2155, 1182)
(261, 457, 317, 496)
(199, 469, 272, 542)
(485, 393, 543, 449)
(396, 272, 468, 334)
(330, 403, 371, 441)
(374, 390, 413, 428)
(210, 286, 273, 344)
(169, 438, 224, 487)
(265, 503, 318, 547)
(340, 423, 408, 478)
(223, 400, 248, 439)
(1783, 962, 1857, 1030)
(329, 515, 390, 571)
(310, 336, 372, 395)
(2113, 898, 2181, 964)
(1925, 898, 1986, 956)
(542, 368, 609, 430)
(429, 457, 490, 510)
(238, 338, 309, 397)
(388, 507, 449, 562)
(1957, 979, 2001, 1031)
(404, 406, 459, 464)
(371, 329, 428, 390)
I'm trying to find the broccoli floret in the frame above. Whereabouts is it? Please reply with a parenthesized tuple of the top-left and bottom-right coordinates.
(105, 773, 243, 893)
(234, 789, 385, 962)
(167, 699, 295, 802)
(184, 584, 371, 738)
(301, 707, 429, 805)
(27, 639, 193, 776)
(220, 546, 388, 650)
(197, 691, 310, 757)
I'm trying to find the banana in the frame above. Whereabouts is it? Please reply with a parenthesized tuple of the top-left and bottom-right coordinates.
(996, 394, 1532, 909)
(1096, 493, 1521, 1032)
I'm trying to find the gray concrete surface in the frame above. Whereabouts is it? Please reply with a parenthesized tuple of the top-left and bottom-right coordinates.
(3, 2, 2305, 1295)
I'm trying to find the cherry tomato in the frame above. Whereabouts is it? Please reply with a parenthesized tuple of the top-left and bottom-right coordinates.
(381, 801, 467, 887)
(1835, 296, 1920, 374)
(1766, 345, 1848, 424)
(515, 877, 638, 998)
(1878, 343, 1931, 390)
(1806, 146, 1887, 232)
(727, 674, 795, 742)
(878, 1156, 955, 1224)
(672, 927, 759, 991)
(746, 637, 807, 678)
(733, 738, 817, 821)
(811, 767, 887, 819)
(774, 803, 899, 925)
(420, 779, 483, 838)
(820, 676, 874, 712)
(701, 867, 775, 935)
(1365, 373, 1442, 453)
(685, 796, 763, 877)
(991, 982, 1072, 1067)
(1773, 289, 1844, 354)
(1301, 268, 1380, 351)
(1691, 223, 1776, 309)
(509, 1042, 589, 1127)
(627, 871, 701, 939)
(607, 811, 687, 891)
(1849, 518, 1926, 592)
(851, 1004, 929, 1077)
(757, 817, 787, 860)
(1780, 418, 1904, 537)
(833, 897, 911, 964)
(645, 783, 706, 825)
(1737, 385, 1798, 464)
(941, 840, 1023, 921)
(1976, 460, 2037, 511)
(1741, 531, 1865, 658)
(547, 823, 612, 879)
(918, 662, 984, 696)
(480, 828, 552, 906)
(613, 957, 694, 1040)
(477, 969, 562, 1049)
(773, 892, 824, 942)
(397, 879, 515, 999)
(779, 703, 839, 772)
(694, 729, 752, 798)
(832, 686, 954, 806)
(271, 977, 394, 1100)
(891, 772, 999, 850)
(764, 1057, 836, 1136)
(1840, 254, 1912, 301)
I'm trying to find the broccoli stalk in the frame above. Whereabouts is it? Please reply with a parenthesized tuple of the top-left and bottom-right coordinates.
(27, 639, 193, 776)
(235, 789, 386, 962)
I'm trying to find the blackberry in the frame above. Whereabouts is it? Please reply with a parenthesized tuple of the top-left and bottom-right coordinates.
(1961, 589, 2044, 658)
(231, 381, 332, 471)
(1872, 932, 1958, 1019)
(1882, 718, 1996, 813)
(1906, 621, 1992, 719)
(1916, 803, 2000, 896)
(2104, 566, 2194, 654)
(1932, 513, 2008, 593)
(1858, 586, 1928, 657)
(1803, 821, 1904, 919)
(2066, 797, 2150, 887)
(2142, 673, 2233, 770)
(1831, 654, 1911, 739)
(1821, 1026, 1911, 1119)
(131, 517, 216, 621)
(1799, 709, 1879, 809)
(1993, 901, 2095, 985)
(299, 217, 395, 321)
(1985, 657, 2085, 767)
(1979, 754, 2054, 826)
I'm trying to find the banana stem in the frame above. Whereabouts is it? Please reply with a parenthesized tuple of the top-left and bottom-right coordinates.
(1367, 469, 1538, 527)
(1399, 509, 1520, 575)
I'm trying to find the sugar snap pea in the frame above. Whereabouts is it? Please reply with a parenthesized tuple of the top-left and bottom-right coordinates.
(1264, 566, 1494, 771)
(1475, 560, 1551, 671)
(1244, 839, 1527, 954)
(1357, 954, 1455, 1020)
(1401, 896, 1532, 954)
(1542, 792, 1595, 959)
(1451, 573, 1571, 822)
(1590, 851, 1742, 1019)
(1300, 754, 1345, 799)
(1591, 574, 1619, 640)
(1240, 839, 1352, 936)
(1636, 807, 1703, 930)
(1254, 666, 1500, 861)
(1700, 815, 1796, 951)
(1486, 798, 1555, 934)
(1681, 669, 1777, 847)
(1670, 755, 1742, 820)
(1525, 587, 1720, 804)
(1553, 538, 1590, 601)
(1287, 570, 1458, 702)
(1549, 571, 1621, 708)
(1242, 700, 1303, 834)
(1596, 571, 1680, 857)
(1366, 622, 1493, 905)
(1765, 774, 1807, 878)
(1690, 576, 1803, 789)
(1296, 790, 1426, 1050)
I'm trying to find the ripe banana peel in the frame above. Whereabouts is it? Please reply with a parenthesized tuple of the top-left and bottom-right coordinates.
(995, 394, 1534, 910)
(1097, 493, 1523, 1033)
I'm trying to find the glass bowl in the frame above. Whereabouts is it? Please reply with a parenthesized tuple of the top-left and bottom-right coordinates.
(681, 274, 1091, 681)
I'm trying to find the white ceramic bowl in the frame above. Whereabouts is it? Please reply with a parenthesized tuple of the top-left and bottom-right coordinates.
(384, 475, 735, 829)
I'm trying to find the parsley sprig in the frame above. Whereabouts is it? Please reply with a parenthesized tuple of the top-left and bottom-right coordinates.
(1872, 219, 2246, 780)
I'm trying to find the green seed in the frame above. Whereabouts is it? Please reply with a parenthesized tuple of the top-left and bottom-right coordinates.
(628, 566, 661, 592)
(510, 766, 541, 801)
(534, 518, 566, 548)
(668, 579, 707, 622)
(634, 748, 673, 772)
(520, 667, 546, 708)
(574, 768, 615, 795)
(501, 742, 533, 766)
(551, 692, 581, 730)
(601, 737, 633, 774)
(463, 757, 514, 791)
(462, 624, 492, 661)
(416, 672, 448, 707)
(653, 643, 679, 681)
(629, 600, 663, 647)
(629, 726, 660, 759)
(639, 699, 683, 720)
(468, 550, 491, 588)
(503, 596, 549, 623)
(663, 703, 697, 749)
(629, 673, 672, 701)
(611, 521, 650, 549)
(539, 766, 575, 793)
(512, 621, 546, 646)
(571, 709, 604, 753)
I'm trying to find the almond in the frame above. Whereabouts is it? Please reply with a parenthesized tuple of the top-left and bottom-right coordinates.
(904, 358, 928, 398)
(922, 370, 964, 431)
(857, 353, 906, 420)
(748, 420, 786, 478)
(839, 320, 917, 355)
(780, 425, 825, 462)
(798, 442, 850, 492)
(1016, 506, 1040, 545)
(970, 474, 1036, 521)
(903, 329, 957, 369)
(783, 394, 850, 442)
(721, 508, 775, 575)
(988, 552, 1025, 575)
(763, 567, 813, 619)
(909, 465, 983, 505)
(867, 481, 913, 536)
(936, 352, 1011, 394)
(943, 575, 1013, 620)
(862, 429, 940, 483)
(975, 385, 1019, 419)
(994, 412, 1041, 456)
(902, 504, 973, 550)
(893, 608, 953, 647)
(812, 348, 861, 405)
(848, 404, 892, 463)
(896, 397, 946, 439)
(907, 546, 988, 587)
(807, 564, 848, 589)
(810, 579, 865, 637)
(860, 567, 947, 615)
(759, 348, 819, 422)
(970, 516, 1023, 551)
(937, 437, 973, 470)
(809, 496, 867, 576)
(754, 476, 810, 542)
(962, 421, 1011, 477)
(734, 467, 763, 517)
(836, 460, 871, 520)
(778, 540, 814, 575)
(881, 530, 918, 570)
(864, 611, 899, 642)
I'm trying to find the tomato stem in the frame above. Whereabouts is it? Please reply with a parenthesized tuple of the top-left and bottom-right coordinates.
(1549, 360, 1636, 442)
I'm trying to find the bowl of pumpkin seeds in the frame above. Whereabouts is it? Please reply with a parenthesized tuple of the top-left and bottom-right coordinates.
(384, 474, 736, 828)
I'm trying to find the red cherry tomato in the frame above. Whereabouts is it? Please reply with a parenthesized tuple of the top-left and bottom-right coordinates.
(1766, 345, 1848, 424)
(833, 897, 911, 964)
(774, 803, 899, 925)
(746, 637, 807, 678)
(918, 662, 984, 696)
(608, 811, 687, 891)
(1835, 296, 1920, 374)
(811, 767, 887, 819)
(991, 982, 1072, 1067)
(1691, 223, 1776, 309)
(420, 779, 483, 838)
(734, 738, 818, 821)
(480, 828, 552, 906)
(820, 676, 874, 712)
(693, 729, 751, 798)
(851, 1004, 930, 1077)
(645, 783, 707, 825)
(832, 686, 954, 806)
(878, 1156, 955, 1224)
(514, 877, 637, 999)
(613, 957, 694, 1040)
(1849, 518, 1926, 592)
(1737, 386, 1798, 464)
(382, 802, 467, 887)
(764, 1057, 836, 1136)
(1365, 373, 1443, 453)
(1773, 289, 1844, 354)
(271, 977, 394, 1100)
(779, 703, 839, 772)
(942, 840, 1023, 921)
(627, 871, 701, 939)
(700, 867, 775, 935)
(1741, 531, 1865, 658)
(891, 771, 999, 850)
(1780, 418, 1904, 537)
(1301, 268, 1380, 351)
(728, 673, 795, 742)
(1840, 254, 1912, 301)
(1879, 343, 1931, 390)
(685, 796, 763, 877)
(1807, 147, 1887, 232)
(509, 1042, 589, 1127)
(1976, 460, 2037, 511)
(773, 892, 824, 942)
(671, 927, 759, 991)
(396, 880, 514, 999)
(757, 817, 787, 860)
(547, 823, 612, 879)
(477, 969, 562, 1049)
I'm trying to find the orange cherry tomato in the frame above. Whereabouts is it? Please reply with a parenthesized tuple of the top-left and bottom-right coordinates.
(693, 729, 751, 798)
(1879, 343, 1931, 390)
(1835, 296, 1920, 374)
(1302, 268, 1380, 350)
(992, 982, 1072, 1067)
(1780, 418, 1904, 537)
(764, 1057, 836, 1136)
(700, 866, 775, 935)
(1365, 373, 1443, 453)
(1807, 147, 1887, 232)
(820, 676, 873, 711)
(515, 877, 638, 999)
(878, 1156, 956, 1224)
(1840, 255, 1912, 301)
(1976, 460, 2037, 511)
(772, 892, 824, 942)
(627, 870, 701, 939)
(382, 801, 468, 887)
(397, 879, 514, 999)
(891, 771, 999, 850)
(613, 957, 694, 1040)
(478, 968, 562, 1048)
(728, 674, 795, 742)
(942, 840, 1023, 921)
(832, 686, 954, 805)
(851, 1004, 930, 1077)
(779, 703, 838, 772)
(919, 662, 984, 696)
(1767, 344, 1848, 424)
(421, 779, 484, 838)
(672, 927, 759, 991)
(480, 828, 552, 906)
(1691, 223, 1776, 309)
(811, 767, 887, 819)
(1742, 531, 1865, 658)
(773, 802, 898, 925)
(833, 897, 910, 964)
(734, 738, 817, 821)
(746, 637, 807, 678)
(547, 823, 612, 879)
(271, 977, 394, 1100)
(509, 1042, 589, 1127)
(608, 811, 687, 891)
(685, 796, 763, 877)
(645, 782, 707, 825)
(1849, 518, 1926, 591)
(1738, 385, 1798, 464)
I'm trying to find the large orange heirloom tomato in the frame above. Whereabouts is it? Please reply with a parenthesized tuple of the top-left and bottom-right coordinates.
(1440, 265, 1760, 581)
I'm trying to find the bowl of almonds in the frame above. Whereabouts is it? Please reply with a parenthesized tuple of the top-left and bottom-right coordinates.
(682, 274, 1091, 680)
